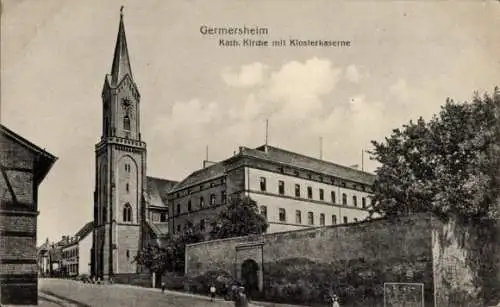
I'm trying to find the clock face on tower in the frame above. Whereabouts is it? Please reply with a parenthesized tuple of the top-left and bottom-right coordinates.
(121, 97, 133, 112)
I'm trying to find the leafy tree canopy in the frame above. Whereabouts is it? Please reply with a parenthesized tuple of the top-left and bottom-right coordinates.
(209, 195, 269, 240)
(370, 88, 500, 223)
(136, 195, 268, 274)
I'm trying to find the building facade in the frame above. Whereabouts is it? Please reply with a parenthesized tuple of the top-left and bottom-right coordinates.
(37, 238, 51, 277)
(168, 145, 376, 235)
(0, 125, 57, 305)
(61, 221, 93, 277)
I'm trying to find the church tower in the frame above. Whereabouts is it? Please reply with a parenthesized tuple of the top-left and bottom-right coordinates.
(92, 9, 146, 279)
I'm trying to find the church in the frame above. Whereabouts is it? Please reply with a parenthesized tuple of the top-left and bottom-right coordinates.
(91, 11, 177, 279)
(91, 11, 376, 280)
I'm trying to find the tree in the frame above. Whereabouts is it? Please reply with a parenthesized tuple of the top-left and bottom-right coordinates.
(209, 195, 269, 240)
(369, 88, 500, 222)
(135, 228, 205, 275)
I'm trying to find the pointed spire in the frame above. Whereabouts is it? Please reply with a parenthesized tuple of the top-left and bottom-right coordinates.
(110, 6, 133, 85)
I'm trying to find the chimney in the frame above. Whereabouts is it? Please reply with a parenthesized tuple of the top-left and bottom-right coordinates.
(203, 160, 216, 168)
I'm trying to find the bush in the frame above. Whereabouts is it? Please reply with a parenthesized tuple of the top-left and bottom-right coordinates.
(187, 270, 236, 296)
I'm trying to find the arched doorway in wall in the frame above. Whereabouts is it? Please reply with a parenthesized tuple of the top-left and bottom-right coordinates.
(241, 259, 259, 298)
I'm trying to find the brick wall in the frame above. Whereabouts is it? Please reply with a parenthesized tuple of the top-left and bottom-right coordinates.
(0, 134, 39, 305)
(186, 213, 434, 306)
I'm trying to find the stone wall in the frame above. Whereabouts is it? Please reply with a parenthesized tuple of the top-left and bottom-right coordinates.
(186, 213, 435, 306)
(432, 218, 500, 306)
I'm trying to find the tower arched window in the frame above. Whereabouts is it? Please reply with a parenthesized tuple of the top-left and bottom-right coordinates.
(123, 203, 132, 222)
(123, 114, 130, 131)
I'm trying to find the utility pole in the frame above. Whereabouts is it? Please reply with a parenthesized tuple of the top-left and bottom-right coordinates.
(265, 119, 269, 146)
(320, 137, 323, 160)
(362, 149, 364, 171)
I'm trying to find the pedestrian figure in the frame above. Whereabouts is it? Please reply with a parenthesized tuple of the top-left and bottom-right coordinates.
(234, 287, 248, 307)
(210, 284, 216, 301)
(331, 294, 340, 307)
(161, 282, 166, 293)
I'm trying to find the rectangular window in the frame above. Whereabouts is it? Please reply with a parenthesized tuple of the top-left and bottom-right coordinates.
(353, 196, 358, 207)
(319, 189, 324, 201)
(343, 216, 348, 224)
(278, 180, 285, 195)
(200, 219, 206, 231)
(332, 214, 337, 225)
(260, 206, 267, 219)
(331, 191, 336, 204)
(362, 197, 366, 208)
(260, 177, 267, 191)
(279, 208, 286, 222)
(187, 200, 192, 212)
(200, 197, 205, 208)
(295, 210, 302, 224)
(308, 212, 314, 225)
(342, 193, 347, 205)
(176, 224, 181, 233)
(307, 186, 313, 199)
(354, 218, 358, 222)
(221, 191, 227, 204)
(210, 194, 216, 206)
(320, 213, 325, 226)
(295, 184, 300, 197)
(160, 213, 167, 222)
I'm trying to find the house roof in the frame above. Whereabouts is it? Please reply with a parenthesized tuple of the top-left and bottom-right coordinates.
(74, 221, 93, 240)
(170, 162, 226, 192)
(145, 176, 178, 207)
(0, 125, 57, 184)
(171, 144, 375, 193)
(247, 145, 375, 185)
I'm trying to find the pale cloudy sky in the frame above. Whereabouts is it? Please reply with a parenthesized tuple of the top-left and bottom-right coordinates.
(1, 0, 499, 245)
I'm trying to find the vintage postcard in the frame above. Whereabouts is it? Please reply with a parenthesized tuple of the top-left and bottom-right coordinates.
(1, 1, 499, 306)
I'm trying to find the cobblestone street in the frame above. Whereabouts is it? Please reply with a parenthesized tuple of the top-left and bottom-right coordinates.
(37, 278, 306, 307)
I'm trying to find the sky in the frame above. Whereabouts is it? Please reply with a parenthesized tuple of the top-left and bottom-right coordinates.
(1, 0, 499, 245)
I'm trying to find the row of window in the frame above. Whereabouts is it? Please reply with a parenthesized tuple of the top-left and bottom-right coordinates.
(259, 177, 368, 208)
(173, 178, 227, 199)
(64, 263, 79, 275)
(151, 212, 167, 222)
(175, 191, 227, 215)
(175, 218, 206, 233)
(275, 166, 370, 192)
(63, 248, 78, 259)
(260, 206, 358, 225)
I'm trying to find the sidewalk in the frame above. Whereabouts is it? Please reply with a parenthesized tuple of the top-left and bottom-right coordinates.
(110, 282, 310, 307)
(1, 292, 72, 307)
